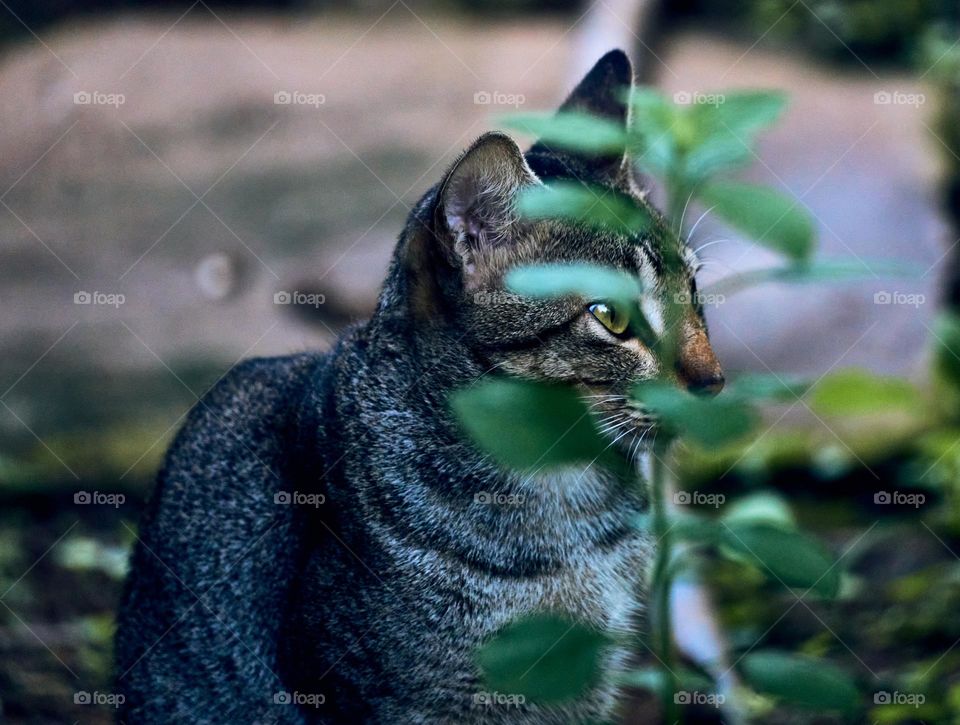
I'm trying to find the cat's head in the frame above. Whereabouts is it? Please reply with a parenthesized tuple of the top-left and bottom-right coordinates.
(402, 50, 723, 453)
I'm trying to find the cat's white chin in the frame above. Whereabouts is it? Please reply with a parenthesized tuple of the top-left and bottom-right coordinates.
(596, 412, 658, 463)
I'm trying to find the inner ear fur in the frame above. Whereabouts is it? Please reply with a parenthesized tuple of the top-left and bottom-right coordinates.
(404, 132, 540, 319)
(435, 132, 540, 277)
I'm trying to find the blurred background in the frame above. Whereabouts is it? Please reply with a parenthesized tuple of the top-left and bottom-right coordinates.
(1, 0, 959, 722)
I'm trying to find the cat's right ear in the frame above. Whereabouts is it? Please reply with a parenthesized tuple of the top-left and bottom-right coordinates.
(527, 50, 634, 187)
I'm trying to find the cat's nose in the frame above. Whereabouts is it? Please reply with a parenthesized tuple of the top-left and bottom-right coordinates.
(683, 370, 725, 397)
(675, 323, 724, 397)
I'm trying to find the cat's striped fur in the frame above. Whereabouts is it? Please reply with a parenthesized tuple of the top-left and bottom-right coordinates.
(115, 50, 722, 724)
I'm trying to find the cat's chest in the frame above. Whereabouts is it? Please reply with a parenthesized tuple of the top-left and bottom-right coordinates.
(510, 531, 651, 631)
(468, 468, 652, 630)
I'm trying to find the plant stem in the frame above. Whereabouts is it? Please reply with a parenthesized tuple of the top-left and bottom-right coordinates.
(650, 447, 680, 723)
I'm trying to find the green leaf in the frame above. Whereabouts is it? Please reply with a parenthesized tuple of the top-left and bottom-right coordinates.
(500, 111, 629, 155)
(615, 666, 667, 693)
(740, 650, 860, 712)
(684, 92, 787, 178)
(684, 137, 753, 180)
(810, 368, 925, 417)
(726, 373, 809, 403)
(450, 379, 615, 472)
(667, 509, 721, 545)
(720, 522, 840, 597)
(628, 89, 679, 177)
(699, 182, 815, 262)
(506, 263, 642, 308)
(703, 258, 921, 298)
(517, 181, 652, 236)
(476, 614, 611, 703)
(631, 382, 758, 448)
(616, 665, 714, 693)
(694, 91, 788, 137)
(932, 313, 960, 391)
(721, 492, 796, 530)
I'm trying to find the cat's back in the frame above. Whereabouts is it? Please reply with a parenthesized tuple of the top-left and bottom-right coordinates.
(116, 351, 326, 723)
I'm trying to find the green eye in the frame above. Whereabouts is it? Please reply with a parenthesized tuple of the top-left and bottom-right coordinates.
(589, 302, 630, 336)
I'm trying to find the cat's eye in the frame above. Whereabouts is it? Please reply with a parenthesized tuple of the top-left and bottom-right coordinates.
(588, 302, 630, 336)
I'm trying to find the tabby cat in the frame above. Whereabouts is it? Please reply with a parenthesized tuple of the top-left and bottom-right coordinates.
(115, 49, 724, 724)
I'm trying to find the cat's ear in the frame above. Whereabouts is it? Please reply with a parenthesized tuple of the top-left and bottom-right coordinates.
(527, 49, 634, 186)
(436, 131, 540, 275)
(560, 49, 633, 123)
(405, 132, 540, 318)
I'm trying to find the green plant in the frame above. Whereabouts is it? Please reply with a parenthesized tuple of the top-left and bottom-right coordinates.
(447, 88, 953, 722)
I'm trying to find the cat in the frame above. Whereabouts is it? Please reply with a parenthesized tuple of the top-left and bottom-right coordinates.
(115, 49, 724, 724)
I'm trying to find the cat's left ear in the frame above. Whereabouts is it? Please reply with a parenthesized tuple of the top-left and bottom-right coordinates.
(406, 132, 540, 317)
(435, 131, 540, 276)
(527, 49, 634, 187)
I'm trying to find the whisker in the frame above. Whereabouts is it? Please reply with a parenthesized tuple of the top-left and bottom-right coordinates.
(468, 359, 509, 387)
(677, 188, 698, 237)
(629, 428, 650, 462)
(693, 238, 733, 256)
(687, 204, 717, 242)
(597, 417, 634, 437)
